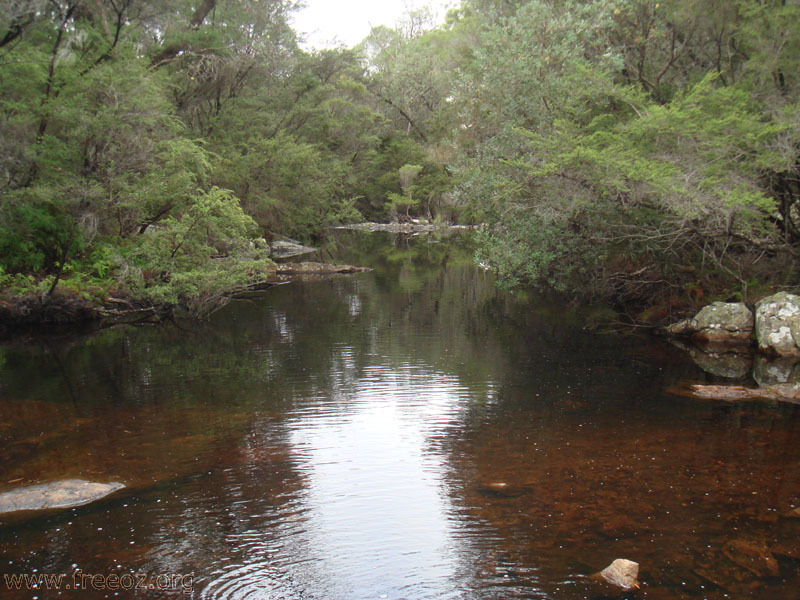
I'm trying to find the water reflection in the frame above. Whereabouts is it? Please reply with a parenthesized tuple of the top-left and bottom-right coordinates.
(200, 362, 485, 600)
(1, 231, 800, 600)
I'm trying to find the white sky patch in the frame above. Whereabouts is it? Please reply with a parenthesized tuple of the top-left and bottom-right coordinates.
(291, 0, 455, 49)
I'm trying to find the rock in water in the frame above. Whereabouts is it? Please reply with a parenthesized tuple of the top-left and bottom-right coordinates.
(268, 239, 316, 259)
(668, 382, 800, 404)
(755, 292, 800, 356)
(665, 302, 754, 345)
(597, 558, 640, 590)
(0, 480, 125, 514)
(476, 482, 535, 498)
(722, 539, 779, 578)
(693, 302, 754, 344)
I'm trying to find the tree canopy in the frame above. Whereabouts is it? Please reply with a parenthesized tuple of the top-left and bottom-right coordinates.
(449, 0, 800, 311)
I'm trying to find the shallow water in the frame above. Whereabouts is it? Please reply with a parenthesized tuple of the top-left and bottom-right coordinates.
(1, 231, 799, 599)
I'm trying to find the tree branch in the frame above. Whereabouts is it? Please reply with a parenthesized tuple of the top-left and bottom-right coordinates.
(150, 0, 217, 67)
(369, 88, 428, 142)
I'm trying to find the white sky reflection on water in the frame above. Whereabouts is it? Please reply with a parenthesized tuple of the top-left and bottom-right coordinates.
(286, 363, 470, 597)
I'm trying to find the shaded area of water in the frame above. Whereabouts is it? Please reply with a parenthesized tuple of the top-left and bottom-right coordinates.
(1, 231, 799, 599)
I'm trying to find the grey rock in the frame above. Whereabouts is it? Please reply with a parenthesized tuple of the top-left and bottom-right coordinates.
(755, 292, 800, 356)
(269, 239, 316, 259)
(0, 480, 124, 514)
(664, 302, 753, 344)
(691, 302, 754, 344)
(664, 318, 695, 336)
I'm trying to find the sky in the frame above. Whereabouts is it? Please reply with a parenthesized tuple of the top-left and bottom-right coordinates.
(291, 0, 454, 49)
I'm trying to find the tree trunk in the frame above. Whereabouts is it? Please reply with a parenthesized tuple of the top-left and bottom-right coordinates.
(0, 11, 35, 48)
(189, 0, 217, 28)
(150, 0, 217, 67)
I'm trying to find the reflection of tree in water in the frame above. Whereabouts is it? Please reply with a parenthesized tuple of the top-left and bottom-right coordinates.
(0, 230, 509, 493)
(3, 231, 799, 598)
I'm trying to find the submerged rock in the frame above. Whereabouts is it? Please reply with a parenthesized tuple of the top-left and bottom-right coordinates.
(722, 539, 779, 578)
(785, 507, 800, 519)
(594, 558, 640, 590)
(668, 382, 800, 404)
(755, 292, 800, 356)
(771, 539, 800, 560)
(0, 480, 124, 514)
(693, 559, 761, 596)
(476, 482, 535, 498)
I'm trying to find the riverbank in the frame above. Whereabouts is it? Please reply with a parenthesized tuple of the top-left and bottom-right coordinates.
(0, 261, 373, 338)
(0, 226, 474, 335)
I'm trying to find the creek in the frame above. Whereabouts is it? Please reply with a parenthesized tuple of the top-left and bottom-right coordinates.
(1, 231, 799, 599)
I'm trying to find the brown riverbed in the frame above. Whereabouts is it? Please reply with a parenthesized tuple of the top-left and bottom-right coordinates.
(1, 231, 799, 599)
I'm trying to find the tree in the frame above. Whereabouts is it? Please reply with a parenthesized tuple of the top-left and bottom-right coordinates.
(0, 0, 297, 311)
(453, 0, 800, 307)
(122, 187, 270, 314)
(387, 164, 423, 220)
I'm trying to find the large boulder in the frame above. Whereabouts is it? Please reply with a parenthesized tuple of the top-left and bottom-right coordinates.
(755, 292, 800, 357)
(665, 302, 753, 345)
(692, 302, 754, 344)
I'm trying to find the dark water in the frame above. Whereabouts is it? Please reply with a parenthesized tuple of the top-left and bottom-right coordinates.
(1, 231, 799, 600)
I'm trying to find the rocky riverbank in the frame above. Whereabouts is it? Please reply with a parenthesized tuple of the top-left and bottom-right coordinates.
(663, 292, 800, 403)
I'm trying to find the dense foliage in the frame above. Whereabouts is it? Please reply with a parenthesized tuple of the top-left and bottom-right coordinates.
(449, 0, 800, 311)
(0, 0, 435, 316)
(2, 0, 799, 322)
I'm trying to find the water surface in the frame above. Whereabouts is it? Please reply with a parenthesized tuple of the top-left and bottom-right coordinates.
(1, 231, 799, 599)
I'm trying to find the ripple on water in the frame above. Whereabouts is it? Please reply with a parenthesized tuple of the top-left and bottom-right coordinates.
(7, 235, 800, 600)
(198, 363, 493, 600)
